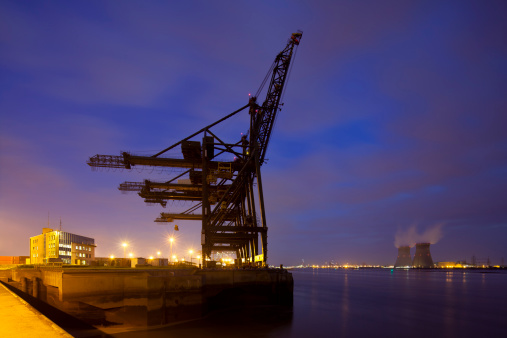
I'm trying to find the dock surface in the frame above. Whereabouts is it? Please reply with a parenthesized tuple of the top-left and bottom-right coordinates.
(0, 282, 72, 337)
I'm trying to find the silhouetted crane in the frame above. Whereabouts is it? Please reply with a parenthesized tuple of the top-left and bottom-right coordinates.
(88, 32, 303, 267)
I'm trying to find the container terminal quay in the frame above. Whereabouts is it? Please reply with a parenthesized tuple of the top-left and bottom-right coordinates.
(0, 32, 305, 335)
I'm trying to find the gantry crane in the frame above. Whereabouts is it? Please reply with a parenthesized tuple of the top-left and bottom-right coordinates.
(88, 32, 303, 267)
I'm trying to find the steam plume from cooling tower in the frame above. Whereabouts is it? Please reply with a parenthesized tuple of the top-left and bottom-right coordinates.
(394, 223, 444, 248)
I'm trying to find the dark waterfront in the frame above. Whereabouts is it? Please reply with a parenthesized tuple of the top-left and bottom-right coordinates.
(109, 268, 507, 338)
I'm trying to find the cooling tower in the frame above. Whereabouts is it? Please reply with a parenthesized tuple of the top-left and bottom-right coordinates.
(412, 243, 434, 268)
(394, 246, 412, 267)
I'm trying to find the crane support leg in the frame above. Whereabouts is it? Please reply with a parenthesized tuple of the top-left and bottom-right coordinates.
(254, 153, 268, 266)
(201, 134, 211, 267)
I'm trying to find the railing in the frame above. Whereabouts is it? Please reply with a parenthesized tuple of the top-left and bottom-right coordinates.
(18, 262, 64, 271)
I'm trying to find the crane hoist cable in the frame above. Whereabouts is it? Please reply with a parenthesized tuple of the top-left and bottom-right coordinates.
(255, 62, 276, 98)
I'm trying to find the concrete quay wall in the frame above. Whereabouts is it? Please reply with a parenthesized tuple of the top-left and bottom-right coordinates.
(5, 268, 293, 328)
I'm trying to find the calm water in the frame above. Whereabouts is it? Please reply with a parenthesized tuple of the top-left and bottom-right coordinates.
(112, 268, 507, 338)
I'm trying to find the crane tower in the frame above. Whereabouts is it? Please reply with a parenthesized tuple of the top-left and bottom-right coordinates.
(87, 32, 303, 267)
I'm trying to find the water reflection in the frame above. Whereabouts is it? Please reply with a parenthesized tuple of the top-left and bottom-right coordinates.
(443, 271, 456, 337)
(341, 273, 349, 336)
(446, 271, 453, 283)
(106, 269, 507, 338)
(110, 305, 293, 338)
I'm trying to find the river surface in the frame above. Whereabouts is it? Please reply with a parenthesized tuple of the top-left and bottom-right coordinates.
(111, 268, 507, 338)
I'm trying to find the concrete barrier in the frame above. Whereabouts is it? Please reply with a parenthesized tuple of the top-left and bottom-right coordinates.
(5, 267, 293, 328)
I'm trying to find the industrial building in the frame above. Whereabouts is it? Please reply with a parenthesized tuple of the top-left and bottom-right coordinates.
(29, 228, 96, 265)
(0, 256, 29, 265)
(394, 246, 412, 267)
(412, 243, 434, 268)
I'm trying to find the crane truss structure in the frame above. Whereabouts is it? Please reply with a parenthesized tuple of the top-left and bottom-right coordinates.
(87, 32, 303, 267)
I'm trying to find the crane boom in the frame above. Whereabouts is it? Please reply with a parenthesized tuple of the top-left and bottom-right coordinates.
(87, 32, 303, 267)
(251, 32, 302, 164)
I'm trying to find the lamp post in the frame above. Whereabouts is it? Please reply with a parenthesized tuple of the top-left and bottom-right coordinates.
(189, 249, 194, 265)
(122, 242, 128, 259)
(169, 237, 174, 263)
(197, 255, 201, 269)
(128, 252, 133, 268)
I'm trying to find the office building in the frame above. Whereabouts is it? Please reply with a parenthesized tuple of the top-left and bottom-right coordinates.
(30, 228, 96, 265)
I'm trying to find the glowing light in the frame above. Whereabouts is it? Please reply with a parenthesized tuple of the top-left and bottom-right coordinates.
(172, 255, 176, 260)
(149, 256, 154, 260)
(110, 255, 114, 259)
(157, 251, 161, 256)
(169, 238, 175, 262)
(189, 249, 193, 255)
(129, 253, 133, 258)
(122, 242, 128, 259)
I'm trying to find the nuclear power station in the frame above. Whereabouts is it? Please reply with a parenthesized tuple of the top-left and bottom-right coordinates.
(412, 243, 434, 268)
(394, 243, 435, 268)
(394, 246, 412, 267)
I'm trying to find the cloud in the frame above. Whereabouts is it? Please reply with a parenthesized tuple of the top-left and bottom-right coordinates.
(1, 1, 507, 265)
(394, 223, 444, 248)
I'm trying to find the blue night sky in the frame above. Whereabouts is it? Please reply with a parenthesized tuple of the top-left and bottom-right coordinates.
(1, 1, 506, 266)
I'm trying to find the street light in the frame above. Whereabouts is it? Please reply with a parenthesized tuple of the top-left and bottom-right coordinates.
(157, 251, 161, 257)
(110, 255, 114, 259)
(189, 249, 194, 265)
(169, 237, 174, 262)
(197, 255, 201, 268)
(122, 242, 128, 259)
(129, 252, 133, 258)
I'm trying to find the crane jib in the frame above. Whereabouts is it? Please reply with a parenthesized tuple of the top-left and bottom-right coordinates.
(86, 31, 303, 267)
